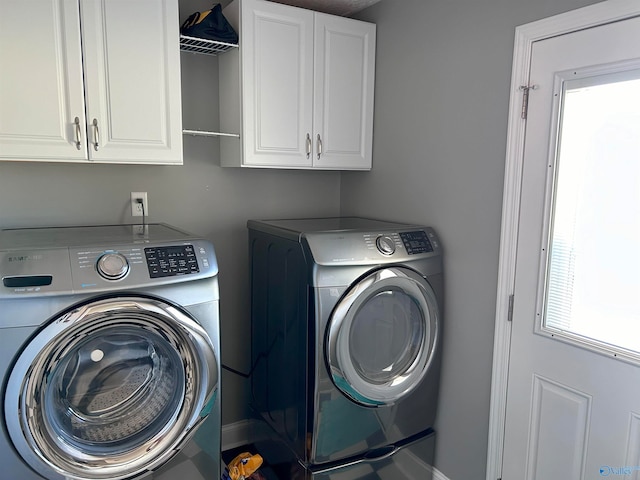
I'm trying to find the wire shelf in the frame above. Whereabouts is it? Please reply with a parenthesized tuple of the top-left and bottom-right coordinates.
(182, 129, 240, 138)
(179, 35, 238, 56)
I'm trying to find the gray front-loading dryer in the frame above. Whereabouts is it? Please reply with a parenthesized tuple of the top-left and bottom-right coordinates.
(0, 224, 221, 480)
(247, 217, 443, 477)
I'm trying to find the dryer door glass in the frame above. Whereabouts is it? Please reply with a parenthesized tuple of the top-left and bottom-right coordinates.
(326, 267, 439, 406)
(5, 296, 218, 480)
(349, 288, 424, 384)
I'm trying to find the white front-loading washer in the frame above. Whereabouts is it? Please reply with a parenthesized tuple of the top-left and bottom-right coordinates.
(247, 217, 443, 478)
(0, 224, 221, 480)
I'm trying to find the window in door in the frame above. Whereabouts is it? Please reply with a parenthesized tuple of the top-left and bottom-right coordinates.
(541, 68, 640, 359)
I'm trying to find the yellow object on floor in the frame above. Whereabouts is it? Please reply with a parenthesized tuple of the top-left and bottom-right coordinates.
(225, 452, 263, 480)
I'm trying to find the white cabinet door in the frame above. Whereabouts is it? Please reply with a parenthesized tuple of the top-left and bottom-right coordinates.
(313, 14, 375, 170)
(240, 0, 314, 167)
(0, 0, 86, 161)
(220, 0, 375, 170)
(80, 0, 183, 164)
(0, 0, 182, 164)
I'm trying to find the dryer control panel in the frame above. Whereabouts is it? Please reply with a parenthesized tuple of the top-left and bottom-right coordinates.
(304, 227, 441, 265)
(399, 230, 434, 255)
(368, 231, 435, 256)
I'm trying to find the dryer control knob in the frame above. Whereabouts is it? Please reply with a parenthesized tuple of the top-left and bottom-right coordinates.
(375, 235, 396, 256)
(97, 252, 130, 280)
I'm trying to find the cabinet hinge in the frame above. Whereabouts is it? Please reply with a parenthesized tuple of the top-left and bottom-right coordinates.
(519, 84, 538, 119)
(507, 294, 514, 322)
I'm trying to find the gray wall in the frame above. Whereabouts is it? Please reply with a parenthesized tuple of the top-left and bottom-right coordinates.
(0, 0, 606, 478)
(0, 0, 341, 423)
(349, 0, 600, 479)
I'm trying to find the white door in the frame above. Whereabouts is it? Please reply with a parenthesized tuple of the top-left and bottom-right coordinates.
(501, 13, 640, 480)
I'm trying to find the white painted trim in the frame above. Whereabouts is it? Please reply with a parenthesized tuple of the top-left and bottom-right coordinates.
(430, 466, 452, 480)
(486, 2, 640, 480)
(221, 419, 257, 451)
(398, 443, 451, 480)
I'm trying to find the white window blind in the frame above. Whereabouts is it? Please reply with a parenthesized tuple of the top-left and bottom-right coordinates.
(543, 72, 640, 356)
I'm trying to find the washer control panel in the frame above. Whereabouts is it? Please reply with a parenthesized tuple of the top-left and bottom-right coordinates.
(0, 225, 218, 296)
(69, 239, 215, 292)
(144, 245, 199, 278)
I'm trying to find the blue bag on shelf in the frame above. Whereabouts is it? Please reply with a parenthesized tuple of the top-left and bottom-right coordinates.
(181, 4, 238, 44)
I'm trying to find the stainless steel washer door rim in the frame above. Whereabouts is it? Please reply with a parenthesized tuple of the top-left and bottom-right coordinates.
(4, 296, 218, 480)
(326, 267, 439, 407)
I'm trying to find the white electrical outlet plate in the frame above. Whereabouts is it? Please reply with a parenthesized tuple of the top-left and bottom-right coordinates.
(130, 192, 148, 217)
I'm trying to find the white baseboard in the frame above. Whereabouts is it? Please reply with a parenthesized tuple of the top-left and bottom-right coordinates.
(430, 466, 451, 480)
(221, 419, 256, 451)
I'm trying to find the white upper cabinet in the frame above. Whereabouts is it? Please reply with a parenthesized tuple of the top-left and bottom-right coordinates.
(220, 0, 376, 170)
(312, 14, 376, 170)
(0, 0, 183, 164)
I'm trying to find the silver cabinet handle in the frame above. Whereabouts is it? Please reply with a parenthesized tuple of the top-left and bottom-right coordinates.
(317, 134, 322, 160)
(306, 133, 311, 159)
(74, 117, 82, 150)
(92, 119, 100, 151)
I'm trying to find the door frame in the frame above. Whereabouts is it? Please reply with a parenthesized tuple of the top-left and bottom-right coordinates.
(486, 2, 640, 479)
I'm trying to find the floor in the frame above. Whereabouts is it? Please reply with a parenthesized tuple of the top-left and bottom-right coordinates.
(221, 444, 282, 480)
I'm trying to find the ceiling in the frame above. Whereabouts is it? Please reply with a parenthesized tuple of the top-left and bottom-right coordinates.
(269, 0, 382, 16)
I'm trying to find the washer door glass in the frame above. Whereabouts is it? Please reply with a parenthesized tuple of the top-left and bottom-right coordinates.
(5, 296, 218, 480)
(46, 326, 184, 451)
(326, 267, 439, 406)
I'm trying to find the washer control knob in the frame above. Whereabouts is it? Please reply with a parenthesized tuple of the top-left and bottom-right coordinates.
(97, 252, 130, 280)
(375, 235, 396, 256)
